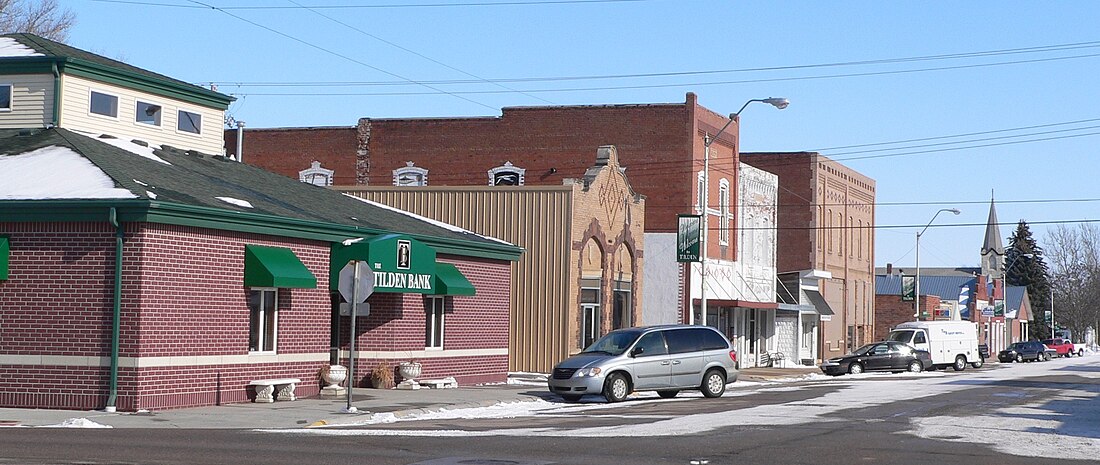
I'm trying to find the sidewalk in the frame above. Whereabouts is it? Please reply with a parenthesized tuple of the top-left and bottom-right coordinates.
(0, 368, 817, 429)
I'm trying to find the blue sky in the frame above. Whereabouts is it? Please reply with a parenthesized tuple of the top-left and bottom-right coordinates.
(66, 1, 1100, 268)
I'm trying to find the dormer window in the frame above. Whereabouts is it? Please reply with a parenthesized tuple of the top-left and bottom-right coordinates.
(488, 162, 525, 186)
(177, 110, 201, 134)
(393, 161, 428, 186)
(136, 101, 162, 126)
(299, 160, 334, 186)
(0, 84, 11, 112)
(90, 91, 118, 118)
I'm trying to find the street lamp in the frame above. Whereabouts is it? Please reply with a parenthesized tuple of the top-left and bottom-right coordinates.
(914, 208, 961, 319)
(698, 97, 788, 326)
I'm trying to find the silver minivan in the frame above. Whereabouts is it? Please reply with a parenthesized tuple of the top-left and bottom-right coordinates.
(548, 325, 739, 402)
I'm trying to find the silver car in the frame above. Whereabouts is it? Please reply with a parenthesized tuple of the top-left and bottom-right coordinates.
(548, 325, 739, 402)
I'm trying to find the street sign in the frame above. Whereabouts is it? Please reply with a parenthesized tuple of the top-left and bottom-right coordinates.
(338, 261, 374, 303)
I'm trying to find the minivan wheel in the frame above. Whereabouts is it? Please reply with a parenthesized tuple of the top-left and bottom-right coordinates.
(603, 373, 630, 403)
(953, 355, 967, 371)
(700, 369, 726, 398)
(561, 394, 582, 402)
(848, 363, 864, 375)
(657, 390, 679, 399)
(908, 361, 923, 373)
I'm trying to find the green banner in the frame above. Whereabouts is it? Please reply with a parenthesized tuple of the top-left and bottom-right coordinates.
(677, 214, 702, 262)
(901, 276, 915, 301)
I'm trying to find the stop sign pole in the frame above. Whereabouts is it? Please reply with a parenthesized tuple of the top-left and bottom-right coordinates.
(342, 260, 373, 413)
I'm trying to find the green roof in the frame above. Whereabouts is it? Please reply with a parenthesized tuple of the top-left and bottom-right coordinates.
(0, 128, 522, 262)
(0, 33, 233, 110)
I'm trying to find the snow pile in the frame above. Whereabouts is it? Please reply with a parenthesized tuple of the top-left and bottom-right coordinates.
(216, 197, 253, 208)
(0, 37, 43, 57)
(40, 418, 112, 428)
(0, 146, 136, 199)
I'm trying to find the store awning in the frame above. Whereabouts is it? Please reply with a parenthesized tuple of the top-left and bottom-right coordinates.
(805, 290, 835, 316)
(0, 236, 8, 280)
(433, 263, 476, 296)
(244, 244, 317, 289)
(698, 299, 778, 309)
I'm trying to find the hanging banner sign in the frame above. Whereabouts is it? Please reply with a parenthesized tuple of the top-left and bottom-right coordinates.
(677, 214, 702, 262)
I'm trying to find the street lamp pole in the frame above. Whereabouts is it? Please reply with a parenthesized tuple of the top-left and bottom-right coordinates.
(699, 98, 788, 327)
(914, 208, 961, 319)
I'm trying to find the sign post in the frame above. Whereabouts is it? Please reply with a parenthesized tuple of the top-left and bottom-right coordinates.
(338, 261, 373, 413)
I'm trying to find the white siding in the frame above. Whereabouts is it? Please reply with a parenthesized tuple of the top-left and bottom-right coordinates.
(0, 73, 53, 129)
(58, 74, 225, 154)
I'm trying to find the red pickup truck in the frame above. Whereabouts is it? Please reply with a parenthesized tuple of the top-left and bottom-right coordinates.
(1043, 338, 1080, 357)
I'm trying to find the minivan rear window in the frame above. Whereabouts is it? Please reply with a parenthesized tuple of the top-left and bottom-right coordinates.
(665, 328, 727, 354)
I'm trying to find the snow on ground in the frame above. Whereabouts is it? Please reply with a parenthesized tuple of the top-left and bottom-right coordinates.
(0, 146, 137, 199)
(39, 418, 112, 428)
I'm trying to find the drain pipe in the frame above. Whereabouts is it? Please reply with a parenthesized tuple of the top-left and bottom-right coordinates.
(51, 62, 60, 127)
(106, 208, 124, 412)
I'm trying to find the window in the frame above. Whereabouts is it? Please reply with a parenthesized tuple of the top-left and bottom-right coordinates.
(913, 331, 927, 344)
(632, 332, 668, 357)
(136, 101, 162, 126)
(177, 109, 202, 134)
(90, 91, 118, 118)
(299, 160, 334, 186)
(426, 296, 444, 349)
(488, 161, 525, 186)
(696, 171, 705, 213)
(0, 84, 11, 111)
(581, 286, 601, 349)
(394, 161, 428, 186)
(248, 289, 278, 352)
(718, 180, 730, 245)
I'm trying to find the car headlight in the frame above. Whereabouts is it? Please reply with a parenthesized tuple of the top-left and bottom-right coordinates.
(576, 367, 603, 377)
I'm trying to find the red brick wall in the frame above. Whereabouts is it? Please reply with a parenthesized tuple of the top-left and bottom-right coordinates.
(874, 295, 940, 342)
(339, 256, 511, 387)
(226, 127, 358, 185)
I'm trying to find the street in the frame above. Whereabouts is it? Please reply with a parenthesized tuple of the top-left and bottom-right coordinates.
(1, 356, 1097, 465)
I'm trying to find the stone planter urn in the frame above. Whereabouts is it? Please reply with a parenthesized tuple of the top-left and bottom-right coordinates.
(397, 362, 423, 390)
(319, 364, 348, 396)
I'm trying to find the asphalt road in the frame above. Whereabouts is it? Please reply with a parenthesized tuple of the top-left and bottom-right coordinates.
(2, 357, 1097, 465)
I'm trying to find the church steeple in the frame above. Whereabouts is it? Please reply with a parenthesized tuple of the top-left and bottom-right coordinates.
(981, 194, 1005, 278)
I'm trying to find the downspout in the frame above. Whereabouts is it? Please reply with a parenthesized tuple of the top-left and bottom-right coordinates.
(106, 208, 123, 412)
(51, 62, 61, 127)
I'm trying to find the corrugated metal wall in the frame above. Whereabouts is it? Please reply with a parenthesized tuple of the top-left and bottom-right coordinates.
(339, 186, 574, 373)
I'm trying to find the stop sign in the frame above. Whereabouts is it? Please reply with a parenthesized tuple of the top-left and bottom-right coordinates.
(338, 261, 374, 303)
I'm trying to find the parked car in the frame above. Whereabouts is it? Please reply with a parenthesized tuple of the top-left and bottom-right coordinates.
(1067, 339, 1088, 357)
(819, 341, 933, 376)
(548, 325, 739, 402)
(998, 341, 1049, 362)
(1042, 338, 1083, 357)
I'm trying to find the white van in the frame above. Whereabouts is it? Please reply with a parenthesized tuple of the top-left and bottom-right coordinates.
(886, 321, 982, 370)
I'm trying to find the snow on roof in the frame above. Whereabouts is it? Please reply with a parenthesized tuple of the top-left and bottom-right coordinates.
(216, 197, 253, 208)
(94, 136, 171, 165)
(343, 194, 514, 246)
(0, 145, 136, 199)
(0, 37, 43, 57)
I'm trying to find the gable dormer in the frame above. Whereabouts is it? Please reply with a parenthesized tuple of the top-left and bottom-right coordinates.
(0, 33, 234, 155)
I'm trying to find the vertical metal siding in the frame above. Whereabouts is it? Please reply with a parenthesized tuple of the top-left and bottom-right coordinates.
(340, 186, 574, 372)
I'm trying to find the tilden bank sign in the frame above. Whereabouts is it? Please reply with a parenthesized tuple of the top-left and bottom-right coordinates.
(374, 270, 433, 291)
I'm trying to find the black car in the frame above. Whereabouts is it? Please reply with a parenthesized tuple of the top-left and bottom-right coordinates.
(998, 341, 1048, 363)
(820, 341, 933, 376)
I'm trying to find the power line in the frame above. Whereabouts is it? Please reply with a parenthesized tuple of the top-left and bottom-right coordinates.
(182, 0, 500, 111)
(658, 218, 1100, 233)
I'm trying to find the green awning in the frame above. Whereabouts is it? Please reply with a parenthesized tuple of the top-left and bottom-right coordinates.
(0, 236, 8, 280)
(244, 244, 317, 289)
(433, 263, 475, 296)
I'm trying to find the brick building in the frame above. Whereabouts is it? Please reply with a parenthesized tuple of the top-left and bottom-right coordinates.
(0, 37, 520, 411)
(234, 93, 792, 366)
(740, 152, 876, 361)
(338, 145, 646, 372)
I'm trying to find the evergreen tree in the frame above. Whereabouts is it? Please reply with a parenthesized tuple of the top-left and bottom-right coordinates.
(1005, 220, 1052, 339)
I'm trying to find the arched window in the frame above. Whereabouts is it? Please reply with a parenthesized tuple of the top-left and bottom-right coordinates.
(579, 238, 604, 349)
(299, 160, 334, 186)
(488, 161, 525, 186)
(393, 161, 428, 186)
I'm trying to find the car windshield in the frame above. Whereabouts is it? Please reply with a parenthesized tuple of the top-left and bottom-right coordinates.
(886, 330, 913, 344)
(581, 328, 644, 356)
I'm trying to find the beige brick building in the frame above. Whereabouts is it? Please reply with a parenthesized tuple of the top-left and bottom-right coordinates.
(339, 146, 645, 372)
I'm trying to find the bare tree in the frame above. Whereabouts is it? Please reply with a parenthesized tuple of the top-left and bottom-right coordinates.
(1044, 224, 1100, 342)
(0, 0, 75, 42)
